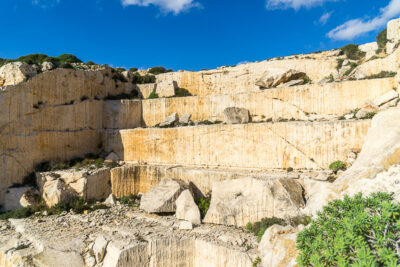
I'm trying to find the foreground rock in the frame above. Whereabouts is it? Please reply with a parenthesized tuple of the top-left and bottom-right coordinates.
(204, 177, 305, 227)
(0, 62, 38, 86)
(259, 225, 302, 267)
(175, 190, 201, 225)
(0, 206, 258, 267)
(140, 179, 189, 213)
(223, 107, 250, 124)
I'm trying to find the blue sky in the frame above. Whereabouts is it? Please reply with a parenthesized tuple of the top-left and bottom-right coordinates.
(0, 0, 399, 71)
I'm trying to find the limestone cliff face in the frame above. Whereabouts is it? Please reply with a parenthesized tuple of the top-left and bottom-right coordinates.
(141, 78, 394, 126)
(156, 55, 338, 96)
(105, 120, 370, 170)
(0, 68, 136, 196)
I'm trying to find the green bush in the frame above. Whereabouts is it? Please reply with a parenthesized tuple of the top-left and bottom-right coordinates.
(129, 67, 138, 72)
(340, 44, 366, 60)
(57, 54, 82, 64)
(297, 193, 400, 266)
(148, 66, 173, 75)
(119, 194, 141, 207)
(195, 195, 211, 219)
(148, 92, 159, 99)
(377, 28, 388, 51)
(329, 160, 346, 173)
(343, 62, 359, 77)
(131, 73, 156, 84)
(302, 76, 312, 84)
(336, 59, 345, 71)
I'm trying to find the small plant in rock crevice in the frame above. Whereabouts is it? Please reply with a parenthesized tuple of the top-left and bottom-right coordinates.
(329, 160, 346, 173)
(195, 194, 211, 219)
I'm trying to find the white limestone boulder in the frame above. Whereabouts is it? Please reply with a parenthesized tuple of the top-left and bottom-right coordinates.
(0, 62, 38, 86)
(41, 61, 55, 72)
(256, 69, 306, 89)
(159, 112, 179, 127)
(41, 179, 77, 207)
(104, 194, 117, 206)
(387, 18, 400, 54)
(223, 107, 250, 124)
(179, 114, 192, 125)
(175, 190, 201, 225)
(36, 168, 111, 207)
(359, 42, 378, 60)
(373, 90, 399, 107)
(155, 80, 177, 98)
(259, 225, 302, 267)
(203, 177, 305, 227)
(140, 179, 189, 213)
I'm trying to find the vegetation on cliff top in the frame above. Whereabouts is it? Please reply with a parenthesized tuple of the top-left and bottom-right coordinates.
(0, 53, 82, 67)
(297, 193, 400, 266)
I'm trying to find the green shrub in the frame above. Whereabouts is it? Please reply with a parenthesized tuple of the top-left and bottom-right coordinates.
(336, 59, 345, 71)
(116, 67, 126, 72)
(57, 54, 82, 64)
(104, 90, 139, 100)
(195, 195, 211, 219)
(297, 193, 400, 266)
(343, 62, 359, 77)
(129, 67, 138, 72)
(86, 61, 96, 66)
(340, 44, 366, 60)
(131, 73, 156, 84)
(287, 167, 294, 172)
(148, 66, 172, 75)
(377, 28, 388, 51)
(302, 76, 312, 84)
(365, 71, 397, 79)
(148, 92, 159, 99)
(329, 160, 346, 173)
(174, 88, 192, 97)
(361, 112, 377, 120)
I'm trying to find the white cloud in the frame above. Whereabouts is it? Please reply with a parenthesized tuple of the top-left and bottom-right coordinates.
(32, 0, 60, 8)
(328, 0, 400, 40)
(266, 0, 337, 10)
(319, 11, 332, 25)
(121, 0, 200, 14)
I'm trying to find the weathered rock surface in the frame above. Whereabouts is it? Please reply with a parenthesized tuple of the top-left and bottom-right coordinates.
(155, 80, 177, 98)
(204, 177, 305, 227)
(179, 114, 192, 125)
(0, 62, 38, 86)
(259, 225, 302, 267)
(223, 107, 250, 124)
(140, 179, 188, 213)
(373, 90, 399, 107)
(175, 190, 201, 225)
(41, 61, 55, 72)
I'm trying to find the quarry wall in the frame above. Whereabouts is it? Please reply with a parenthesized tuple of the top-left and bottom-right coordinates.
(105, 120, 371, 170)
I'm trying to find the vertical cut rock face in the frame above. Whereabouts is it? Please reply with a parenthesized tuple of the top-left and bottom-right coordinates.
(204, 177, 305, 227)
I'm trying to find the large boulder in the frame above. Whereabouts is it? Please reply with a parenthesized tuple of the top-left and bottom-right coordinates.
(387, 18, 400, 54)
(259, 225, 302, 267)
(0, 62, 38, 86)
(36, 168, 111, 207)
(256, 69, 306, 89)
(203, 177, 305, 227)
(155, 80, 177, 98)
(175, 190, 201, 225)
(140, 179, 189, 213)
(223, 107, 250, 124)
(41, 179, 77, 207)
